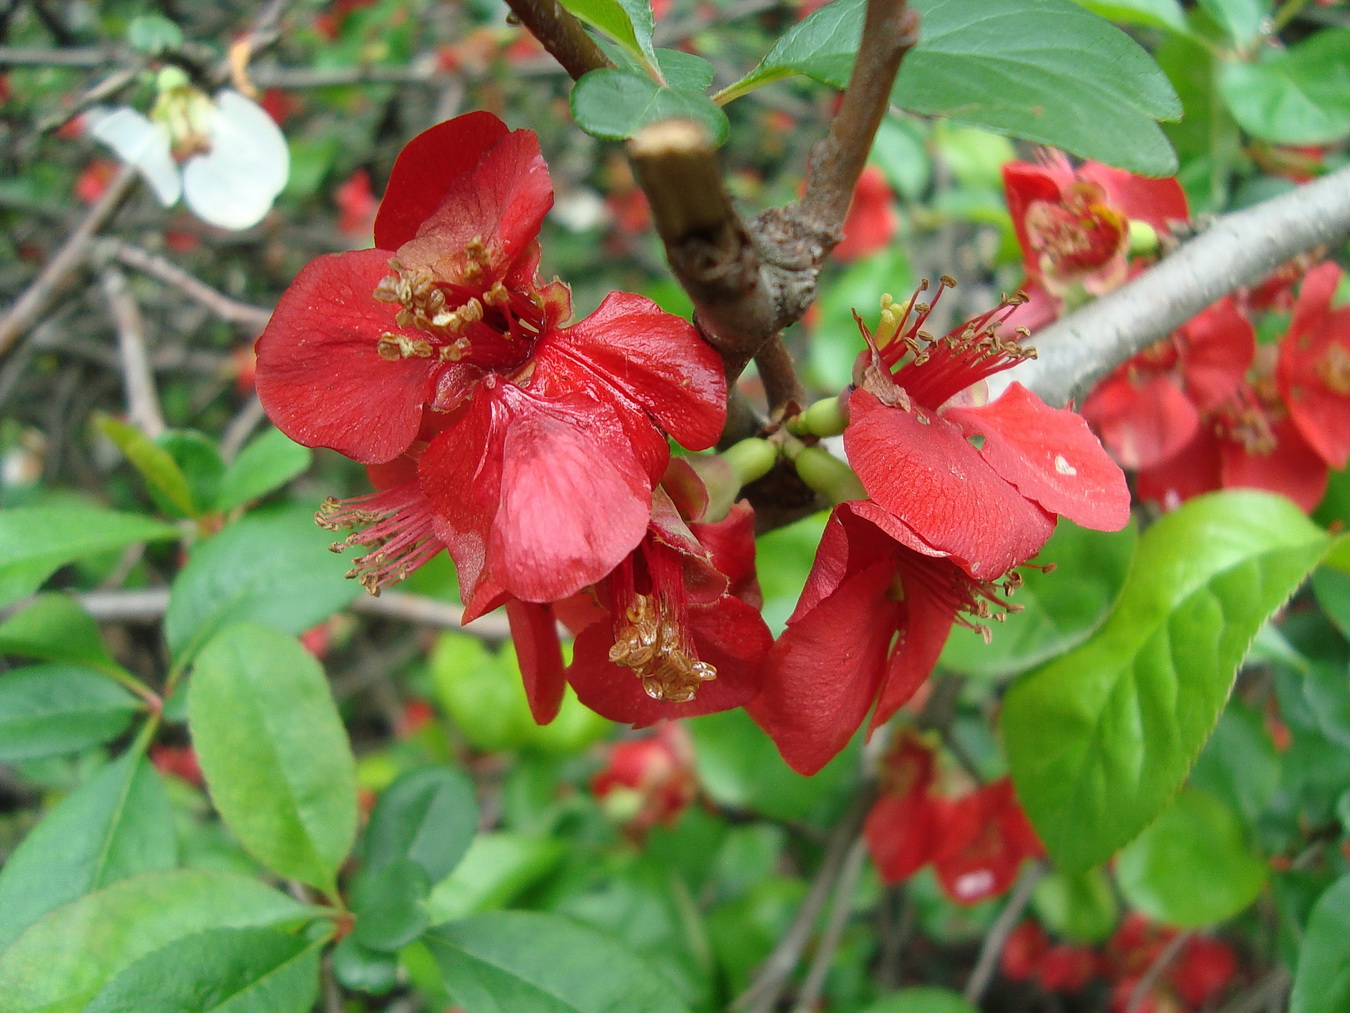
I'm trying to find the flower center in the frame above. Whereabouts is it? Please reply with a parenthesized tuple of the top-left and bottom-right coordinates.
(372, 243, 547, 372)
(316, 482, 443, 595)
(1318, 343, 1350, 396)
(1025, 182, 1128, 282)
(608, 593, 717, 703)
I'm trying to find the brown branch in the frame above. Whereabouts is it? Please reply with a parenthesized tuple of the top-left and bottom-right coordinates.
(799, 0, 918, 238)
(790, 836, 869, 1013)
(1124, 929, 1193, 1013)
(1013, 162, 1350, 407)
(101, 267, 166, 439)
(499, 0, 611, 80)
(0, 164, 138, 358)
(756, 335, 807, 421)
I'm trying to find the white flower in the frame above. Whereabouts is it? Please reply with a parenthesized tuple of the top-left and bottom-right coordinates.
(88, 87, 289, 231)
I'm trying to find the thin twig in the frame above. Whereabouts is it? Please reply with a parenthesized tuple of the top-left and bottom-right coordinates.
(1124, 929, 1193, 1013)
(499, 0, 611, 80)
(0, 164, 138, 358)
(220, 396, 268, 462)
(1012, 162, 1350, 407)
(791, 836, 869, 1013)
(733, 780, 880, 1013)
(755, 334, 806, 421)
(108, 241, 274, 330)
(1215, 966, 1292, 1013)
(102, 267, 166, 439)
(963, 861, 1048, 1005)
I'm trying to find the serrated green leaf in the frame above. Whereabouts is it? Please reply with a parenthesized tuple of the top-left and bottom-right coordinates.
(1116, 788, 1267, 927)
(82, 926, 325, 1013)
(1291, 874, 1350, 1013)
(1074, 0, 1188, 32)
(189, 623, 357, 895)
(363, 765, 479, 882)
(0, 507, 179, 608)
(655, 48, 715, 91)
(426, 911, 693, 1013)
(0, 664, 142, 761)
(1198, 0, 1270, 47)
(561, 0, 656, 69)
(0, 869, 309, 1013)
(0, 753, 175, 950)
(941, 520, 1136, 679)
(1003, 491, 1332, 871)
(723, 0, 1181, 175)
(1219, 30, 1350, 145)
(164, 504, 360, 662)
(94, 415, 196, 517)
(214, 428, 312, 513)
(0, 594, 127, 678)
(571, 67, 729, 145)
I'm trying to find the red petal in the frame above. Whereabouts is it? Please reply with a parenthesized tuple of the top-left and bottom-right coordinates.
(255, 249, 435, 464)
(1079, 162, 1189, 231)
(846, 389, 1055, 578)
(1082, 370, 1199, 470)
(423, 384, 652, 604)
(1178, 298, 1255, 412)
(546, 292, 727, 452)
(864, 790, 945, 883)
(748, 516, 901, 775)
(690, 502, 762, 608)
(396, 126, 553, 285)
(1219, 415, 1328, 512)
(568, 595, 770, 725)
(1002, 162, 1063, 279)
(373, 111, 510, 251)
(946, 382, 1131, 532)
(1279, 263, 1350, 467)
(506, 599, 566, 724)
(1135, 427, 1222, 508)
(869, 558, 960, 731)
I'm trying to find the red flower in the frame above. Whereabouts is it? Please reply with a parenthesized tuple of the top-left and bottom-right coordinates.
(255, 113, 725, 612)
(1169, 935, 1237, 1008)
(1278, 261, 1350, 469)
(932, 778, 1043, 904)
(1003, 152, 1187, 317)
(847, 280, 1130, 582)
(833, 165, 897, 263)
(591, 722, 697, 835)
(509, 460, 772, 725)
(749, 504, 1033, 775)
(1082, 297, 1255, 471)
(1001, 922, 1051, 982)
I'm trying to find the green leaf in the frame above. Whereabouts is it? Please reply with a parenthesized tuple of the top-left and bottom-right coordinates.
(94, 415, 196, 517)
(0, 506, 179, 608)
(690, 708, 857, 823)
(426, 911, 692, 1013)
(156, 431, 225, 516)
(0, 593, 127, 678)
(1073, 0, 1188, 32)
(1312, 565, 1350, 640)
(1002, 490, 1332, 871)
(424, 833, 567, 923)
(351, 858, 431, 952)
(82, 927, 325, 1013)
(571, 67, 729, 146)
(0, 869, 309, 1013)
(0, 664, 141, 761)
(860, 987, 980, 1013)
(1219, 30, 1350, 145)
(1198, 0, 1270, 47)
(1291, 874, 1350, 1013)
(1030, 867, 1118, 943)
(363, 765, 479, 882)
(561, 0, 656, 69)
(1303, 659, 1350, 749)
(164, 504, 361, 662)
(1190, 700, 1280, 824)
(941, 520, 1136, 679)
(723, 0, 1181, 174)
(189, 623, 357, 895)
(0, 753, 175, 950)
(332, 934, 399, 995)
(126, 14, 183, 55)
(214, 428, 312, 513)
(1116, 788, 1267, 927)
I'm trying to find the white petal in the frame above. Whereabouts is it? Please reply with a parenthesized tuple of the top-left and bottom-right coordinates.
(181, 91, 289, 230)
(86, 107, 180, 206)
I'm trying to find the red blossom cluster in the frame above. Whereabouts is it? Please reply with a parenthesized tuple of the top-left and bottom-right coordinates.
(1004, 152, 1350, 514)
(255, 113, 1130, 770)
(1002, 914, 1239, 1012)
(863, 730, 1042, 904)
(591, 722, 698, 837)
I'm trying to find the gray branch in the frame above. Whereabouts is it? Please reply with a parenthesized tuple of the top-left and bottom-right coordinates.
(1013, 162, 1350, 408)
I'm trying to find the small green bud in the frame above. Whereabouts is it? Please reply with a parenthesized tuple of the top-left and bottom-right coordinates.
(720, 438, 778, 488)
(788, 395, 848, 438)
(1127, 219, 1160, 257)
(792, 445, 866, 504)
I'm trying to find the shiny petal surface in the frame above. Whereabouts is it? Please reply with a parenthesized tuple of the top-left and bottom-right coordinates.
(946, 382, 1131, 532)
(373, 111, 511, 250)
(255, 249, 435, 463)
(846, 389, 1054, 578)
